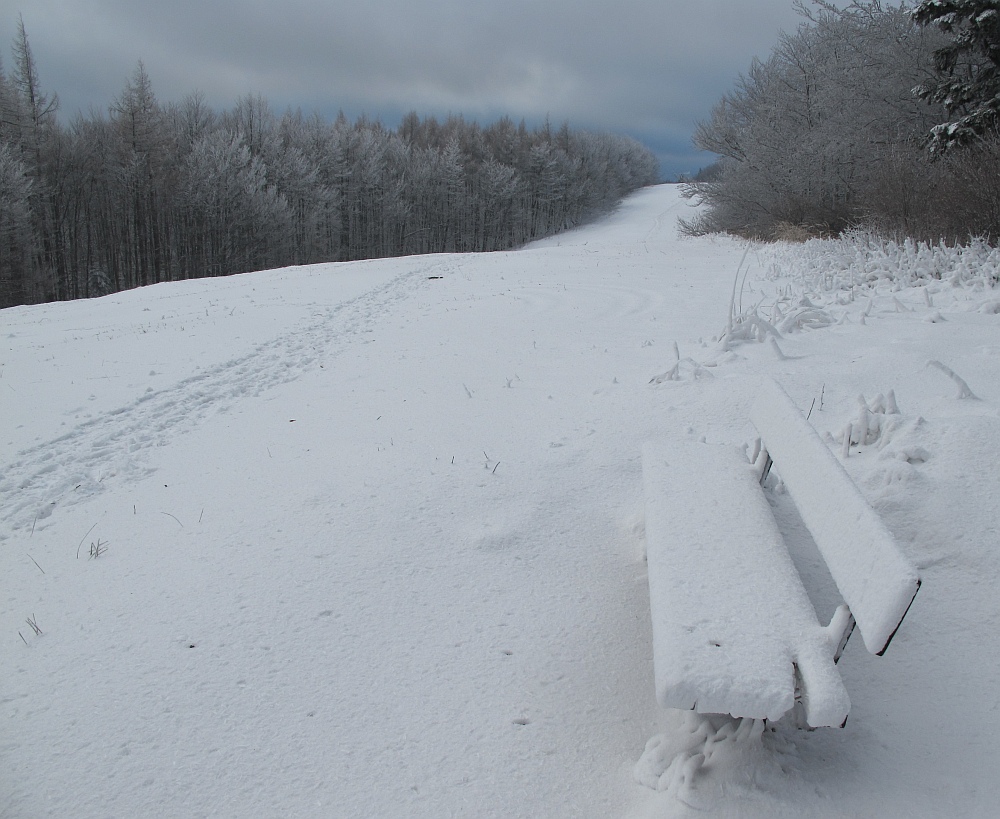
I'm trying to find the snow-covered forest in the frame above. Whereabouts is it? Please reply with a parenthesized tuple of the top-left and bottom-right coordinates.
(682, 0, 1000, 243)
(0, 20, 659, 309)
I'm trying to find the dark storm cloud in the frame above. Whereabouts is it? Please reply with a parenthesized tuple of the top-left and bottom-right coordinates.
(0, 0, 808, 176)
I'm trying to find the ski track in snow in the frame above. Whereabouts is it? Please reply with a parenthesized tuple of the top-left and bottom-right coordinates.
(0, 259, 449, 541)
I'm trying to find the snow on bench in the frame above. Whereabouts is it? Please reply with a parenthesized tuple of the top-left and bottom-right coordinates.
(750, 380, 921, 657)
(642, 379, 920, 728)
(643, 440, 851, 727)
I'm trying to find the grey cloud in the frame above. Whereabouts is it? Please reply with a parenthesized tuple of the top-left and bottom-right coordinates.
(0, 0, 808, 176)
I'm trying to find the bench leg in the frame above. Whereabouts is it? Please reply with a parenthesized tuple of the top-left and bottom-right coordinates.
(826, 604, 856, 664)
(750, 438, 773, 484)
(793, 649, 852, 728)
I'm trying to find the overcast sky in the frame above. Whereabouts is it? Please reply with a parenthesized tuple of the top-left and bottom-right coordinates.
(0, 0, 811, 178)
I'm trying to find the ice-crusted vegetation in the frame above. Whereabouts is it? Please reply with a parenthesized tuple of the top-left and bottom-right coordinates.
(762, 232, 1000, 292)
(716, 231, 1000, 355)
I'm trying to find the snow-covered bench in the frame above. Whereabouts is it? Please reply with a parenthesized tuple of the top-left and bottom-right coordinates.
(641, 379, 921, 727)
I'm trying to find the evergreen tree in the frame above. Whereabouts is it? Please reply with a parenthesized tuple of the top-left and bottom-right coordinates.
(9, 15, 60, 300)
(913, 1, 1000, 151)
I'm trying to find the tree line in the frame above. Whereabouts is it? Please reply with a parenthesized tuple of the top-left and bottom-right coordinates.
(681, 0, 1000, 243)
(0, 21, 659, 309)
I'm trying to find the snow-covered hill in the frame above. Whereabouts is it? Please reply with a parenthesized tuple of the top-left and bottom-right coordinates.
(3, 185, 999, 817)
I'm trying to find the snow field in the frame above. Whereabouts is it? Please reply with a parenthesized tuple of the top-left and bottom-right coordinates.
(3, 185, 1000, 817)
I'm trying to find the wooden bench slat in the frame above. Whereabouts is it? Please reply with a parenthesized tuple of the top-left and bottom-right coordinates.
(750, 380, 921, 656)
(643, 439, 851, 727)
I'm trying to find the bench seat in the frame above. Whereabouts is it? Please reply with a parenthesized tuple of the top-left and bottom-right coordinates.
(643, 439, 851, 727)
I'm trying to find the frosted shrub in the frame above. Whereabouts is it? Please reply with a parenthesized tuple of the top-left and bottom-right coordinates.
(837, 392, 903, 458)
(762, 232, 1000, 293)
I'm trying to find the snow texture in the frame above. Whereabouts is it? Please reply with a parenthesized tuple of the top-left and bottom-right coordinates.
(751, 379, 921, 655)
(642, 439, 850, 727)
(3, 185, 1000, 818)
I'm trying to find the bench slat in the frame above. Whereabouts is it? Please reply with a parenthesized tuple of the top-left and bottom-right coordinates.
(643, 439, 850, 727)
(751, 379, 921, 656)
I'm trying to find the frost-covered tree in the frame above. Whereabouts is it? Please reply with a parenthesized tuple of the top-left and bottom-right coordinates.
(684, 1, 948, 238)
(0, 16, 658, 304)
(6, 16, 63, 301)
(179, 129, 291, 277)
(913, 0, 1000, 150)
(10, 15, 57, 154)
(0, 142, 33, 305)
(276, 109, 341, 264)
(109, 62, 170, 288)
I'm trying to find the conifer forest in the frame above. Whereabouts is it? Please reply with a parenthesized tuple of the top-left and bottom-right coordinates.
(0, 20, 659, 308)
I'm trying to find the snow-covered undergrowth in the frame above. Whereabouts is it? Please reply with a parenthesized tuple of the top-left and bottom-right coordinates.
(719, 229, 1000, 370)
(3, 186, 1000, 818)
(763, 231, 1000, 292)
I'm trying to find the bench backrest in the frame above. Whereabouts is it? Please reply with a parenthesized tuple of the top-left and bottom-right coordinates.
(751, 379, 921, 656)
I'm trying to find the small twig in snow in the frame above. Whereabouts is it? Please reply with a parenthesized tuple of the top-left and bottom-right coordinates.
(726, 245, 752, 336)
(76, 522, 99, 559)
(27, 554, 45, 575)
(738, 254, 752, 317)
(161, 512, 184, 527)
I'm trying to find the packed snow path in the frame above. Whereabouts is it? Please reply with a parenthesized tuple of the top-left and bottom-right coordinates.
(3, 186, 1000, 818)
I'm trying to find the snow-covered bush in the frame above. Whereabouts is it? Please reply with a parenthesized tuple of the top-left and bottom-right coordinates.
(835, 392, 902, 458)
(762, 232, 1000, 293)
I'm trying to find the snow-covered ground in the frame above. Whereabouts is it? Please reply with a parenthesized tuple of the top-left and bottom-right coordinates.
(3, 185, 999, 817)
